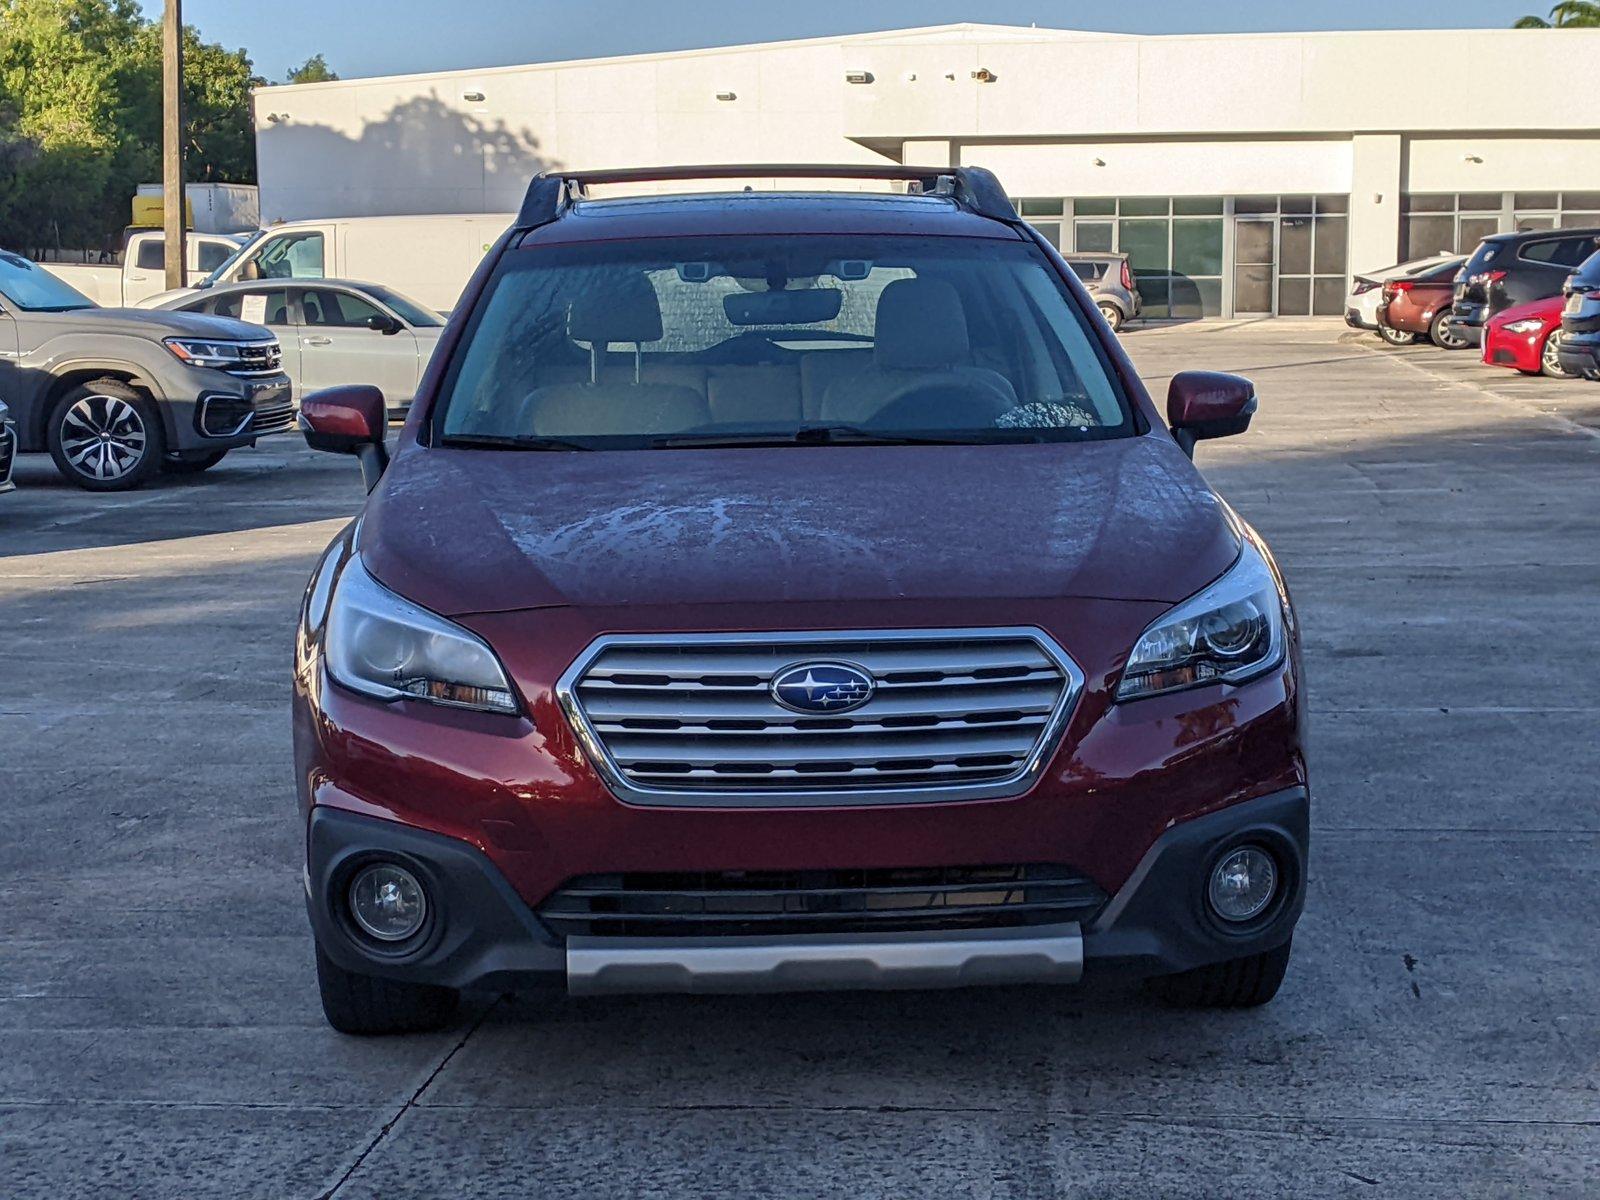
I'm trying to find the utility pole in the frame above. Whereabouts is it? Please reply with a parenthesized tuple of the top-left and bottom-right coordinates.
(161, 0, 184, 292)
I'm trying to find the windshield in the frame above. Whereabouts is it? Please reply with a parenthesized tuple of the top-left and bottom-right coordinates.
(0, 251, 95, 311)
(435, 235, 1133, 449)
(367, 284, 444, 327)
(200, 230, 264, 286)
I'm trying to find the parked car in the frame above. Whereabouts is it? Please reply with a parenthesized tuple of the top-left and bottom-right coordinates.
(43, 229, 252, 308)
(1376, 257, 1468, 348)
(1345, 254, 1457, 342)
(155, 280, 444, 417)
(1481, 295, 1574, 378)
(1557, 248, 1600, 381)
(0, 397, 15, 495)
(292, 164, 1307, 1035)
(1452, 228, 1600, 347)
(0, 249, 293, 490)
(1062, 252, 1141, 331)
(140, 213, 514, 315)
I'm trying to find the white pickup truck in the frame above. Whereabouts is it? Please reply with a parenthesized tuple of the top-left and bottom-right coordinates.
(43, 229, 253, 309)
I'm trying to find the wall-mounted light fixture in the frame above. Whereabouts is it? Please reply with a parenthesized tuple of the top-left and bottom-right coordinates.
(1092, 157, 1106, 167)
(715, 90, 737, 101)
(844, 69, 873, 84)
(1463, 153, 1484, 164)
(971, 67, 997, 83)
(1374, 192, 1384, 204)
(462, 90, 486, 103)
(266, 112, 288, 123)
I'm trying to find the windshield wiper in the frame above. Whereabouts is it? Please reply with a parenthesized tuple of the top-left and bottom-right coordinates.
(652, 424, 980, 449)
(441, 433, 596, 452)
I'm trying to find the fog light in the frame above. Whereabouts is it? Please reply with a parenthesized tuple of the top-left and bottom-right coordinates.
(348, 863, 427, 942)
(1207, 845, 1278, 923)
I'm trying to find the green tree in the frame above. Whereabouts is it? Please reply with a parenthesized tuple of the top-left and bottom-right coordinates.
(0, 0, 259, 253)
(1515, 1, 1600, 26)
(285, 53, 337, 84)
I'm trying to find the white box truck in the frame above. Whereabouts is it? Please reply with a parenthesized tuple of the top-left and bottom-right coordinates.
(136, 213, 514, 314)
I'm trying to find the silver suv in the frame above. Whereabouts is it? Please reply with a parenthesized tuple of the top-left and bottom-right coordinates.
(1063, 252, 1142, 332)
(0, 250, 293, 490)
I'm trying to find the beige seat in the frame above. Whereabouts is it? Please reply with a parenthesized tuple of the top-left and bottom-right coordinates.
(819, 279, 1016, 427)
(515, 273, 709, 438)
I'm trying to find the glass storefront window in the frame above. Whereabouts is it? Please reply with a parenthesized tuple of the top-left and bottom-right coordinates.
(1174, 197, 1224, 215)
(1118, 197, 1168, 217)
(1073, 221, 1114, 253)
(1075, 198, 1116, 215)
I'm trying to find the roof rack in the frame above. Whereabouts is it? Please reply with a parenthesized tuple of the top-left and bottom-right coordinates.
(514, 164, 1019, 230)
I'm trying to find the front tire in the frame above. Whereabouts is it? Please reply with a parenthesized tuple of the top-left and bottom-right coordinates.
(314, 943, 459, 1035)
(1097, 302, 1124, 333)
(1430, 310, 1471, 351)
(1541, 329, 1576, 379)
(1148, 938, 1292, 1008)
(47, 380, 166, 491)
(1378, 323, 1416, 346)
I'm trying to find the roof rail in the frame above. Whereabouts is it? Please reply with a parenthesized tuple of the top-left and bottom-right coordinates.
(514, 164, 1019, 230)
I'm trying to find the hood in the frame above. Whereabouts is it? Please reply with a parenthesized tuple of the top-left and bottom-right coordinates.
(360, 435, 1239, 617)
(29, 305, 269, 341)
(1490, 295, 1564, 327)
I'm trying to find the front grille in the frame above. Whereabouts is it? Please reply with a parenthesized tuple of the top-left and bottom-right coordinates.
(225, 340, 283, 377)
(558, 629, 1081, 807)
(250, 395, 296, 435)
(539, 864, 1107, 939)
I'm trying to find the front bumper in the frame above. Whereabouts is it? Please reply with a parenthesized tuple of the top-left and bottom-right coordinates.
(305, 787, 1309, 995)
(169, 372, 295, 451)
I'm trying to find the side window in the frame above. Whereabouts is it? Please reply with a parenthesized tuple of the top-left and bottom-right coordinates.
(1519, 239, 1573, 266)
(211, 289, 292, 325)
(134, 239, 164, 271)
(252, 231, 326, 280)
(196, 241, 233, 273)
(1557, 237, 1599, 268)
(300, 288, 383, 328)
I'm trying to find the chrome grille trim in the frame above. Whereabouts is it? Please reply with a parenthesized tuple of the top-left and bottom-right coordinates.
(557, 628, 1084, 809)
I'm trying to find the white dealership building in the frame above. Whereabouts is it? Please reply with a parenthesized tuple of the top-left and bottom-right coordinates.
(254, 22, 1600, 318)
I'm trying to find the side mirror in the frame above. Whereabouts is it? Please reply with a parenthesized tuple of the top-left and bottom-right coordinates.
(300, 384, 389, 492)
(1166, 370, 1257, 458)
(366, 313, 402, 335)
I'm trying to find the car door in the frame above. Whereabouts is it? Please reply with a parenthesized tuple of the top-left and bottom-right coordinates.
(203, 287, 301, 397)
(123, 234, 166, 305)
(294, 286, 418, 410)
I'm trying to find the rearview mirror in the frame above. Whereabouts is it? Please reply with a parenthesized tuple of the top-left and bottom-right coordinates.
(1166, 371, 1257, 457)
(366, 313, 402, 335)
(723, 288, 843, 327)
(300, 384, 388, 492)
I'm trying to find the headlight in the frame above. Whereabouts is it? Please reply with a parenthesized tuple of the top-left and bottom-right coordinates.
(162, 337, 264, 370)
(324, 556, 519, 714)
(1502, 319, 1543, 334)
(1116, 538, 1286, 702)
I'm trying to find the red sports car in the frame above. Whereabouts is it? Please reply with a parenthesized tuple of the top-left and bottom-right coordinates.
(1482, 294, 1575, 378)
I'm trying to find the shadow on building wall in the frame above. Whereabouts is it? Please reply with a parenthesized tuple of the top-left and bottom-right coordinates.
(255, 95, 561, 220)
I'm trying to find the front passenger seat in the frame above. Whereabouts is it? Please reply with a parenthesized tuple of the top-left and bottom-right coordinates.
(820, 278, 1016, 427)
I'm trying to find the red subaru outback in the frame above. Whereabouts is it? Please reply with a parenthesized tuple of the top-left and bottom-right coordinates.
(294, 166, 1308, 1034)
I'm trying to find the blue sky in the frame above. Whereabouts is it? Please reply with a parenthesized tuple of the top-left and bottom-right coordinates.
(142, 1, 1544, 83)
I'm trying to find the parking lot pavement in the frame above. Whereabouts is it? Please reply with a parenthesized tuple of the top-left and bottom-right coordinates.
(3, 320, 1597, 1198)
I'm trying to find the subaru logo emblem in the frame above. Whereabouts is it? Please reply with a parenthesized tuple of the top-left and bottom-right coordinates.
(770, 662, 876, 714)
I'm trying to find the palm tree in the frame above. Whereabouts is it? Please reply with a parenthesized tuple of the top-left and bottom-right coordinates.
(1515, 1, 1600, 27)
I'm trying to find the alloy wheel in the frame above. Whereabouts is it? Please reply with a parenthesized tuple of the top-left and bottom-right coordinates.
(1436, 314, 1469, 350)
(1542, 330, 1572, 378)
(59, 394, 149, 482)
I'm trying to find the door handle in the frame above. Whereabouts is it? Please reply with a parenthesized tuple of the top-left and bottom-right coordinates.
(302, 336, 332, 346)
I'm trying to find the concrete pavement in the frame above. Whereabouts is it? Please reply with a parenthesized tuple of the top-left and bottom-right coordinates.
(1, 321, 1596, 1198)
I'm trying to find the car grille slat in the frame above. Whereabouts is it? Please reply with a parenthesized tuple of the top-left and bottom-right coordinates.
(559, 629, 1082, 806)
(539, 863, 1107, 938)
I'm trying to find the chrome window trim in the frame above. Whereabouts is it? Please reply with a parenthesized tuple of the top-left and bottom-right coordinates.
(555, 627, 1085, 810)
